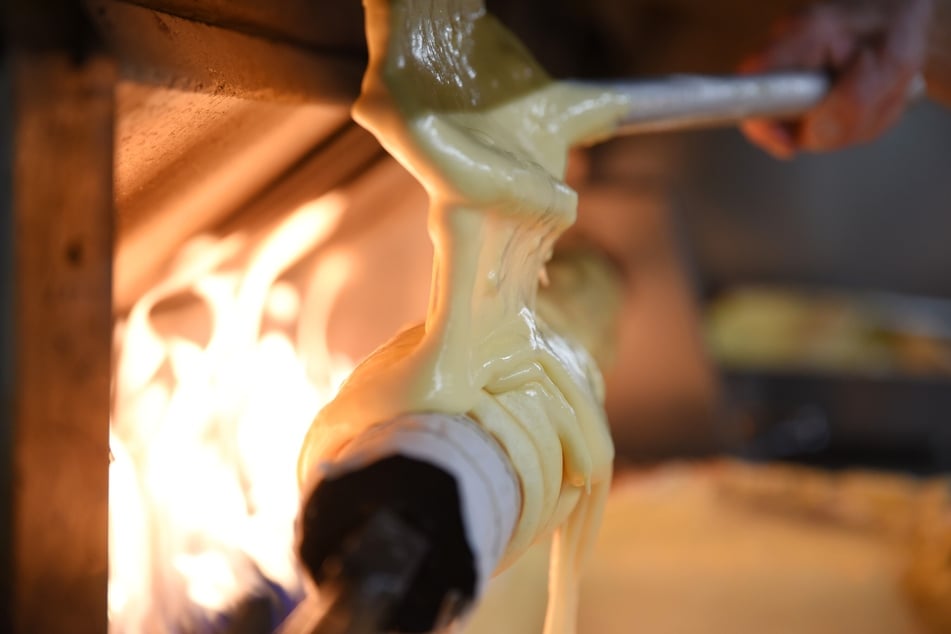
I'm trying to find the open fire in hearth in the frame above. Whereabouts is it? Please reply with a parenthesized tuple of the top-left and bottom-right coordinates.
(108, 191, 355, 633)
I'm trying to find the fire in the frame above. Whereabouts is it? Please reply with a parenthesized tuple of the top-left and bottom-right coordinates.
(109, 192, 354, 632)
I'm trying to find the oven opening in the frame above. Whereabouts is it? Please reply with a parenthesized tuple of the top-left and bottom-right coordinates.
(104, 70, 434, 632)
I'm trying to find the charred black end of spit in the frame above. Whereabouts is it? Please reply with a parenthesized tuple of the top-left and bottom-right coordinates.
(299, 456, 477, 632)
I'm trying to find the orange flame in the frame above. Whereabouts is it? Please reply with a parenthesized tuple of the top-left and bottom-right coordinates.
(109, 192, 353, 632)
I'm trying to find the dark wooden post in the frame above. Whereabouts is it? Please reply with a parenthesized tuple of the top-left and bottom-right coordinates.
(2, 2, 115, 631)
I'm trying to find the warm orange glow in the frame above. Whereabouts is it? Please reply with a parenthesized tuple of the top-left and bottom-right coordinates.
(109, 193, 354, 632)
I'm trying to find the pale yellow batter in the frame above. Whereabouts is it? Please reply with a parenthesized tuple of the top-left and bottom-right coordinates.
(297, 1, 631, 632)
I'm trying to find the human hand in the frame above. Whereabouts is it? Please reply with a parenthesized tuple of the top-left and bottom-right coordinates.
(741, 0, 932, 158)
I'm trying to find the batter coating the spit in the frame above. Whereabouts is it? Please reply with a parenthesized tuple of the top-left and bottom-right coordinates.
(297, 1, 630, 631)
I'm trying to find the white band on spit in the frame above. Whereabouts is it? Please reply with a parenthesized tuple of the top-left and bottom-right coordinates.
(306, 413, 521, 596)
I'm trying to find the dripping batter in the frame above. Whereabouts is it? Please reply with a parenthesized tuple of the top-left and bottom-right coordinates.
(298, 1, 630, 632)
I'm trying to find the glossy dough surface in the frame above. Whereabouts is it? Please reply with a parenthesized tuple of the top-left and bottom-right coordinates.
(298, 1, 630, 632)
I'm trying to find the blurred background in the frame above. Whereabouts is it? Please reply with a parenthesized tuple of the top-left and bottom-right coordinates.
(587, 100, 951, 475)
(487, 0, 951, 475)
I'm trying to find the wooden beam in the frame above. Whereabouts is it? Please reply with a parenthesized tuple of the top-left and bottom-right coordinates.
(0, 47, 16, 634)
(87, 0, 365, 103)
(3, 2, 115, 631)
(108, 0, 367, 56)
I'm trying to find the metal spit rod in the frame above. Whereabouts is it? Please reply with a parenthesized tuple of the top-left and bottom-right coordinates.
(578, 71, 926, 136)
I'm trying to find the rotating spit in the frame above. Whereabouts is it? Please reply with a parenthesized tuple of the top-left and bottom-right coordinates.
(286, 414, 520, 633)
